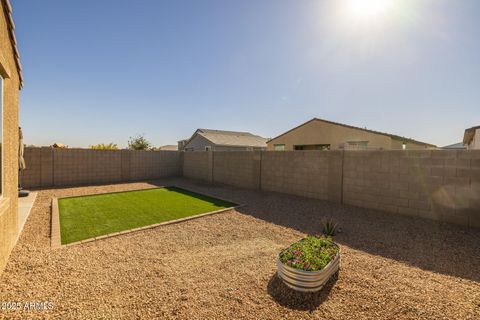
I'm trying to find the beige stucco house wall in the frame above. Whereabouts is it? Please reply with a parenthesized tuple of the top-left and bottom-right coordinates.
(464, 126, 480, 150)
(473, 130, 480, 149)
(183, 134, 216, 151)
(0, 0, 22, 273)
(267, 118, 436, 151)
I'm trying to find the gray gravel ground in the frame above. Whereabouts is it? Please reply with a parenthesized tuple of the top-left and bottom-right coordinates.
(0, 178, 479, 319)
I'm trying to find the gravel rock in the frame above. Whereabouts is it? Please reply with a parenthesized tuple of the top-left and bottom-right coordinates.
(0, 178, 479, 319)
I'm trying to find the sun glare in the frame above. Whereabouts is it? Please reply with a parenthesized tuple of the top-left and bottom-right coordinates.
(345, 0, 395, 19)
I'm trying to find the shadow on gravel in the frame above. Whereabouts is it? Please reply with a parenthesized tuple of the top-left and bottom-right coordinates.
(232, 191, 480, 283)
(267, 272, 338, 311)
(147, 178, 480, 283)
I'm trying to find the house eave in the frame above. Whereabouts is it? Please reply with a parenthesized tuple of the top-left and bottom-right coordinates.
(2, 0, 23, 89)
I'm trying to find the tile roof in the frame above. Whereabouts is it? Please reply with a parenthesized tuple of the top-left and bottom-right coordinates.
(158, 145, 178, 151)
(441, 142, 466, 150)
(194, 129, 268, 148)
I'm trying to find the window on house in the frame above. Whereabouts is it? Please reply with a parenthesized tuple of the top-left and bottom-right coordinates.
(402, 143, 407, 150)
(274, 144, 285, 151)
(294, 144, 330, 151)
(346, 141, 369, 150)
(205, 146, 212, 151)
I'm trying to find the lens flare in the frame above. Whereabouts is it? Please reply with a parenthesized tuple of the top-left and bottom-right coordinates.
(345, 0, 395, 19)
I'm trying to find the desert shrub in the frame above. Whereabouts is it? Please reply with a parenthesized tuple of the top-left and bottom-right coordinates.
(90, 143, 118, 150)
(127, 134, 152, 150)
(322, 218, 338, 236)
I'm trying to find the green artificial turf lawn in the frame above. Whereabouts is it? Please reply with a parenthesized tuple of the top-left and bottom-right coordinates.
(58, 187, 236, 244)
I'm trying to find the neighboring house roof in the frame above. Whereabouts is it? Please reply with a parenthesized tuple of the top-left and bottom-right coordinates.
(2, 0, 23, 88)
(463, 125, 480, 145)
(186, 129, 268, 148)
(51, 143, 67, 148)
(158, 145, 178, 151)
(441, 142, 466, 150)
(268, 118, 436, 148)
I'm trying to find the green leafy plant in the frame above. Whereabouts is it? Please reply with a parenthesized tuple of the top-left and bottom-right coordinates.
(127, 134, 152, 150)
(90, 143, 118, 150)
(279, 236, 338, 271)
(322, 218, 338, 236)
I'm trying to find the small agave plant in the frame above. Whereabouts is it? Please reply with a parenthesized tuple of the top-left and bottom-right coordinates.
(321, 218, 339, 236)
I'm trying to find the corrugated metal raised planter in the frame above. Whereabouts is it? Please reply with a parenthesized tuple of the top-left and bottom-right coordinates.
(277, 243, 340, 292)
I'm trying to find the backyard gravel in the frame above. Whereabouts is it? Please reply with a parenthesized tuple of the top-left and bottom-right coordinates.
(0, 178, 479, 319)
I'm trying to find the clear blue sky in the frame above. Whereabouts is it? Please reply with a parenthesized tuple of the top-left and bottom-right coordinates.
(12, 0, 480, 148)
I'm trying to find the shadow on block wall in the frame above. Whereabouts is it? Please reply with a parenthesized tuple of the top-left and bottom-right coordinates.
(228, 189, 480, 283)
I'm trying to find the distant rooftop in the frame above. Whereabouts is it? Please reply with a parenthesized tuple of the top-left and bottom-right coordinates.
(269, 118, 436, 147)
(158, 145, 178, 151)
(441, 142, 466, 150)
(193, 129, 268, 148)
(51, 143, 68, 148)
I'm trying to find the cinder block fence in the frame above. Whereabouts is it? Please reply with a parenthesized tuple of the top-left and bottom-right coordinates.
(20, 148, 480, 228)
(341, 151, 479, 228)
(21, 147, 182, 188)
(183, 150, 480, 228)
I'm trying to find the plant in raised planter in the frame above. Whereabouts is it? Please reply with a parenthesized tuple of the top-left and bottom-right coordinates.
(321, 218, 339, 236)
(277, 236, 340, 292)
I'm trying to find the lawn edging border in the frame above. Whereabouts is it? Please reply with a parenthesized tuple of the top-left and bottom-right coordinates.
(51, 198, 61, 248)
(51, 186, 243, 248)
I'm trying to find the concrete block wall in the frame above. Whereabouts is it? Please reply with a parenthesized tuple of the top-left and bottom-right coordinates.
(129, 150, 181, 181)
(18, 148, 480, 228)
(181, 150, 479, 228)
(53, 149, 122, 186)
(20, 148, 182, 188)
(213, 151, 262, 189)
(261, 151, 343, 202)
(183, 151, 343, 202)
(20, 147, 42, 188)
(343, 150, 480, 228)
(40, 147, 54, 187)
(183, 152, 212, 182)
